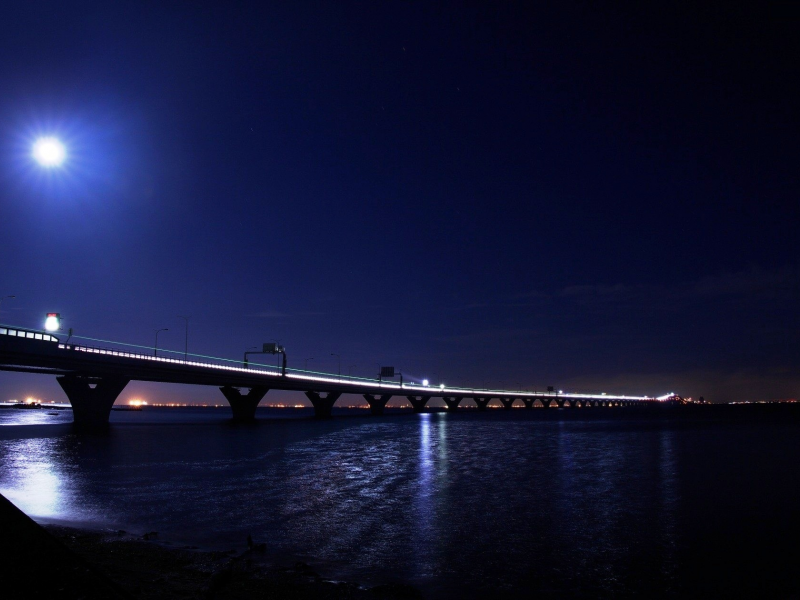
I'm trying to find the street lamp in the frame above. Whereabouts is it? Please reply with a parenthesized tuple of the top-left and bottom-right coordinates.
(177, 315, 189, 361)
(331, 353, 340, 378)
(154, 328, 168, 357)
(305, 357, 314, 370)
(44, 313, 61, 332)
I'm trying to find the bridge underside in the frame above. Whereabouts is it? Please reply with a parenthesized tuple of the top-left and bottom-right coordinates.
(56, 374, 130, 428)
(220, 386, 269, 421)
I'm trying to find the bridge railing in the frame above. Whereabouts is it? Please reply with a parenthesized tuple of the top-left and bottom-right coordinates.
(1, 323, 666, 400)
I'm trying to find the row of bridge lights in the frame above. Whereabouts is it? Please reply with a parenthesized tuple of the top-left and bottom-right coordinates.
(35, 312, 587, 396)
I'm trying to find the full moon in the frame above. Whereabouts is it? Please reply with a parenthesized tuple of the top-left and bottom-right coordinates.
(32, 137, 66, 167)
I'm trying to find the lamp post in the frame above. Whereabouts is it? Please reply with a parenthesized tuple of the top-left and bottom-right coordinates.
(331, 353, 340, 379)
(177, 315, 189, 361)
(244, 346, 257, 368)
(348, 364, 357, 377)
(0, 295, 14, 315)
(305, 357, 314, 370)
(154, 328, 168, 357)
(375, 362, 382, 382)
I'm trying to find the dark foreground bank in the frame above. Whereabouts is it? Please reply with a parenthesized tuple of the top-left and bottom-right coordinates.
(0, 493, 421, 599)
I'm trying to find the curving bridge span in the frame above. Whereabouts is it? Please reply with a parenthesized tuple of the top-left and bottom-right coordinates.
(0, 325, 675, 427)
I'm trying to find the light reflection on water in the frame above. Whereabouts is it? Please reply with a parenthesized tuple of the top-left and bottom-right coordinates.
(0, 437, 63, 518)
(0, 407, 798, 598)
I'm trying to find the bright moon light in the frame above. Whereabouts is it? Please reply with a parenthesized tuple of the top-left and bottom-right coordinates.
(32, 137, 66, 167)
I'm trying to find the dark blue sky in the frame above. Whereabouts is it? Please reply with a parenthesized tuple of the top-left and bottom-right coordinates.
(1, 2, 797, 404)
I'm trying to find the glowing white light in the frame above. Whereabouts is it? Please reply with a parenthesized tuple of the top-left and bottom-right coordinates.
(422, 379, 429, 386)
(440, 383, 445, 389)
(32, 137, 66, 167)
(44, 313, 60, 332)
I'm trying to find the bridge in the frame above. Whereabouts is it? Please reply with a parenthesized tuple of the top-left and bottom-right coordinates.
(0, 324, 674, 427)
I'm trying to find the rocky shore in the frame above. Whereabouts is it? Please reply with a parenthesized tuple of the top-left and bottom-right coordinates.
(0, 493, 421, 599)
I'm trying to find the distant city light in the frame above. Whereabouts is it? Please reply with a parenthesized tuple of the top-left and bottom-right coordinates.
(44, 313, 61, 332)
(32, 137, 66, 167)
(128, 399, 148, 407)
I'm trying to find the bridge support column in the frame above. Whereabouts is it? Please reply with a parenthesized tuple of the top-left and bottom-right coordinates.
(556, 399, 566, 408)
(363, 394, 392, 415)
(500, 397, 516, 410)
(57, 375, 130, 428)
(442, 396, 462, 411)
(474, 396, 491, 411)
(305, 391, 341, 418)
(522, 398, 534, 409)
(540, 398, 552, 408)
(220, 385, 269, 421)
(406, 396, 430, 413)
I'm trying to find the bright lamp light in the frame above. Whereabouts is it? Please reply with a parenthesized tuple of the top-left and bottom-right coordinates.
(32, 137, 66, 167)
(44, 313, 61, 332)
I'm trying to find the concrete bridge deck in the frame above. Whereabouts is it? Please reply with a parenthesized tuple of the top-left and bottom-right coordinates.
(0, 325, 672, 426)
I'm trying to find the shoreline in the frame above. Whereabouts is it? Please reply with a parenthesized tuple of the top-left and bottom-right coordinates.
(0, 492, 421, 599)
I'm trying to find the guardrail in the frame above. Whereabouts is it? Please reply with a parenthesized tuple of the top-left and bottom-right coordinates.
(1, 323, 666, 400)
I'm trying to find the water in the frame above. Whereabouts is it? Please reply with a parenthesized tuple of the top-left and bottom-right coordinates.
(1, 405, 799, 598)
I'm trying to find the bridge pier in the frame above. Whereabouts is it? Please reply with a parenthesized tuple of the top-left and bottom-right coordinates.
(220, 385, 269, 421)
(363, 394, 392, 415)
(57, 375, 130, 428)
(442, 396, 462, 410)
(522, 398, 534, 409)
(474, 396, 491, 411)
(539, 398, 551, 408)
(305, 391, 341, 418)
(500, 397, 516, 410)
(406, 395, 430, 413)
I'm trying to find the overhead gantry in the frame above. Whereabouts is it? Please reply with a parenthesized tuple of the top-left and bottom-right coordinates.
(0, 325, 674, 427)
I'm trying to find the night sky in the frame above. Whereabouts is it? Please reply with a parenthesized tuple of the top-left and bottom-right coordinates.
(1, 2, 797, 404)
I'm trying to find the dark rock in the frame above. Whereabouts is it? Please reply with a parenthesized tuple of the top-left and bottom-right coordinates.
(208, 567, 233, 592)
(368, 583, 424, 599)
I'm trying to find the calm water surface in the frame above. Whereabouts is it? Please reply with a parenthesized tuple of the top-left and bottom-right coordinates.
(1, 405, 798, 598)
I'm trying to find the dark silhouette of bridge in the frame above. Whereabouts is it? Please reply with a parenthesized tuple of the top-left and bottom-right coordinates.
(0, 325, 672, 427)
